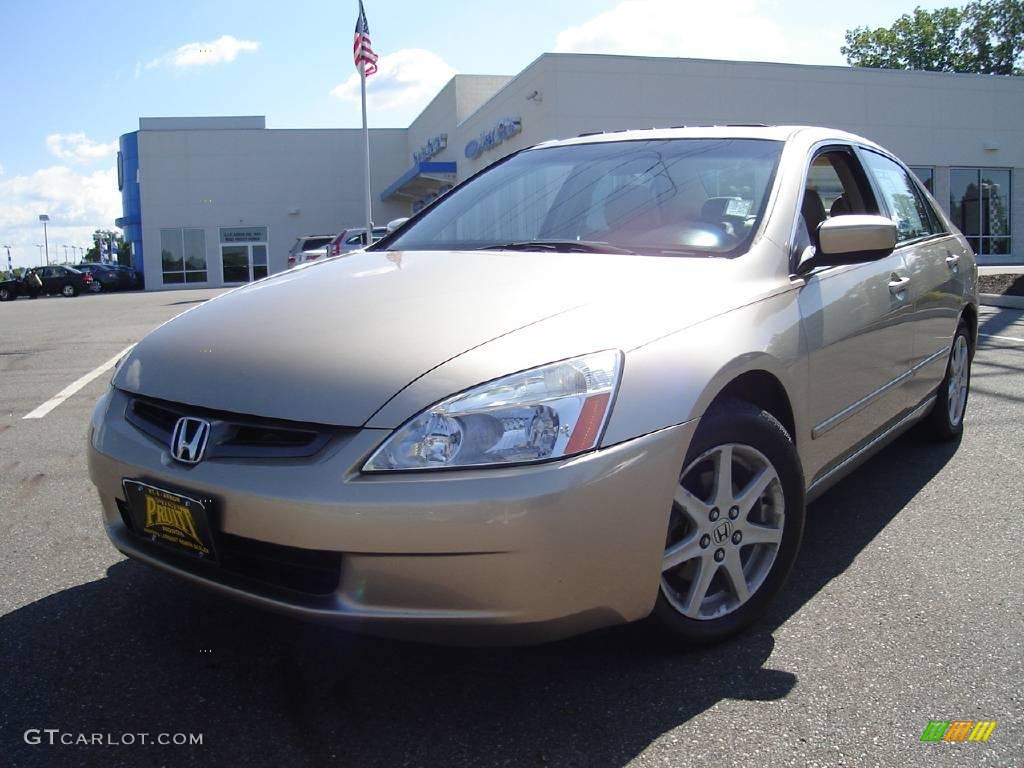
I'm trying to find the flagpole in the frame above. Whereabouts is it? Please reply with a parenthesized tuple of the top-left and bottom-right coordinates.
(360, 60, 373, 240)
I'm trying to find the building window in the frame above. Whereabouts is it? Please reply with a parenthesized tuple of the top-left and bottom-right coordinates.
(950, 168, 1011, 257)
(909, 166, 933, 193)
(160, 228, 208, 284)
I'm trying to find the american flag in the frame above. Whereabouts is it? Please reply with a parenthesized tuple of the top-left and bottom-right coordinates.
(353, 0, 378, 77)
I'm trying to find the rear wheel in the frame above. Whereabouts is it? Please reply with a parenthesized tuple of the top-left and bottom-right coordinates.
(62, 284, 78, 297)
(922, 320, 972, 440)
(653, 399, 804, 643)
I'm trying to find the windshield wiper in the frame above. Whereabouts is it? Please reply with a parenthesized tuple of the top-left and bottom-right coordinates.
(478, 239, 635, 255)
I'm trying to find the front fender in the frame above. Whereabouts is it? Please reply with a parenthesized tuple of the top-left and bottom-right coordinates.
(601, 288, 807, 451)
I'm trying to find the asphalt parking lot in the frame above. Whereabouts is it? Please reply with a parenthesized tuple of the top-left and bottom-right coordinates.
(1, 289, 1021, 768)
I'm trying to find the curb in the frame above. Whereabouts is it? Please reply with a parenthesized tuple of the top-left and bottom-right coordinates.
(979, 293, 1024, 310)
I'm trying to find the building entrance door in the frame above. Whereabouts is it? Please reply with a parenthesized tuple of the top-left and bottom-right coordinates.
(221, 243, 268, 283)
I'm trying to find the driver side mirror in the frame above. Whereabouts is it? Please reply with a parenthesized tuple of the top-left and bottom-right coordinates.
(797, 215, 897, 274)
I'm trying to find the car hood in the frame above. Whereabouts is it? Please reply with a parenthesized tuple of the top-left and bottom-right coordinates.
(115, 249, 772, 426)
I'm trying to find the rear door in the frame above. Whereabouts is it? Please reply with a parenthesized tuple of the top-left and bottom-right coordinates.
(858, 149, 965, 408)
(797, 146, 915, 481)
(40, 267, 62, 292)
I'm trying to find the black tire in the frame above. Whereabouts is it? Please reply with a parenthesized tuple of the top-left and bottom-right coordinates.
(90, 281, 103, 293)
(652, 398, 805, 644)
(0, 287, 10, 301)
(921, 320, 972, 441)
(62, 284, 79, 297)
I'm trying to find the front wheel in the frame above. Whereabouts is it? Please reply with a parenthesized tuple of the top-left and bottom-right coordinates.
(922, 320, 972, 440)
(653, 399, 805, 644)
(0, 287, 11, 301)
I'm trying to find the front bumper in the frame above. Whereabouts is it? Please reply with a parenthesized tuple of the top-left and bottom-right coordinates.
(88, 388, 696, 643)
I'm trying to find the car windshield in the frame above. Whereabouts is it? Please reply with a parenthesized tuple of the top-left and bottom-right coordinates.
(382, 138, 782, 257)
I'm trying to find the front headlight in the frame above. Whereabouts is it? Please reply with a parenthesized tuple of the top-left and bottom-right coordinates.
(363, 350, 622, 471)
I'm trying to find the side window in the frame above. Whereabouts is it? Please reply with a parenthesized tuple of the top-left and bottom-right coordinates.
(861, 151, 939, 243)
(346, 234, 365, 245)
(799, 149, 876, 243)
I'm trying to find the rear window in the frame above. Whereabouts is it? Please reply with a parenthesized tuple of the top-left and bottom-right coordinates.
(301, 237, 333, 251)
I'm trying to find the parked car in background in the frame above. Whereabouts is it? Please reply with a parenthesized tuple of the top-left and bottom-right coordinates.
(0, 273, 32, 301)
(108, 263, 140, 288)
(286, 235, 336, 268)
(75, 263, 127, 292)
(328, 227, 389, 257)
(1, 266, 91, 300)
(88, 126, 977, 645)
(39, 265, 92, 296)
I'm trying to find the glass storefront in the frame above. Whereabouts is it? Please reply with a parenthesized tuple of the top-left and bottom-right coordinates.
(160, 228, 208, 284)
(909, 167, 934, 193)
(950, 168, 1012, 257)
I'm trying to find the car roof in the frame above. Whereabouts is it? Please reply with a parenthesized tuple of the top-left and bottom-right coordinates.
(533, 125, 884, 152)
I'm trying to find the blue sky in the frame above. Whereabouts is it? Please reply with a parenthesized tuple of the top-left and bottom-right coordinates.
(0, 0, 948, 268)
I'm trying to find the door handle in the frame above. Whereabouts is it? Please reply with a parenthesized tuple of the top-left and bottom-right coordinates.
(889, 276, 911, 296)
(945, 252, 961, 269)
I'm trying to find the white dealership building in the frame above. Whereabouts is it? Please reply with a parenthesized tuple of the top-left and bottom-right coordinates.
(117, 53, 1024, 289)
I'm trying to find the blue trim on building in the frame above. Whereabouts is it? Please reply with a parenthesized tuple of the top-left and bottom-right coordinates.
(380, 161, 457, 202)
(117, 131, 143, 277)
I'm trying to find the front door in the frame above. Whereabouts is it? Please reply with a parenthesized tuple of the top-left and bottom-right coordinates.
(221, 244, 268, 284)
(797, 148, 915, 483)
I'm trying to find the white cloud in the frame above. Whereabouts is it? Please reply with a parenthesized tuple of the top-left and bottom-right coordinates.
(0, 163, 121, 268)
(143, 35, 260, 71)
(46, 133, 118, 164)
(331, 48, 457, 112)
(554, 0, 844, 66)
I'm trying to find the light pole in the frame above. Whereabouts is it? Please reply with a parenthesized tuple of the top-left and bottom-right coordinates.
(2, 245, 11, 275)
(62, 244, 69, 262)
(39, 214, 50, 264)
(36, 244, 44, 264)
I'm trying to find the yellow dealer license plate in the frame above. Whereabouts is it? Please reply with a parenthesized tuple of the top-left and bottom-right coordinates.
(122, 480, 218, 562)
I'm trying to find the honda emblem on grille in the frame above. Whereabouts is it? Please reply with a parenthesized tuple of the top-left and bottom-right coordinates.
(171, 417, 211, 464)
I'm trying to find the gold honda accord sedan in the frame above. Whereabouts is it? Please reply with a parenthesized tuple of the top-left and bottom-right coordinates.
(88, 126, 977, 644)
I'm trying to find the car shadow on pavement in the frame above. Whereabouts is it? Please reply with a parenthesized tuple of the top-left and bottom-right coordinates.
(1, 434, 960, 768)
(979, 304, 1024, 338)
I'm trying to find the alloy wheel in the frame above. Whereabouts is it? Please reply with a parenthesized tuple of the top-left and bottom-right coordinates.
(661, 443, 785, 620)
(947, 335, 969, 427)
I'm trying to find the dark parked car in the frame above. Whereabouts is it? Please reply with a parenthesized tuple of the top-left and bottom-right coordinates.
(0, 266, 92, 299)
(0, 274, 29, 301)
(108, 263, 140, 288)
(40, 265, 92, 296)
(75, 263, 126, 292)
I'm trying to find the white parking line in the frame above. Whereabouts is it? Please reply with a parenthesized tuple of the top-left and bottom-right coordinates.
(23, 344, 135, 420)
(979, 333, 1024, 344)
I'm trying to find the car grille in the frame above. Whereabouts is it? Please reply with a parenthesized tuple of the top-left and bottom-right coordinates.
(125, 394, 339, 459)
(116, 499, 342, 596)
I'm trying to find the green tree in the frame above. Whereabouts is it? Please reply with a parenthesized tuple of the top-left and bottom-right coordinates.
(84, 229, 128, 264)
(842, 1, 1023, 74)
